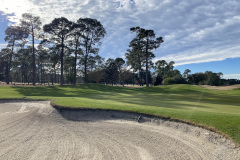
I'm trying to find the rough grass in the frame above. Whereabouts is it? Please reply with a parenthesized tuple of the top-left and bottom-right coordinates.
(0, 84, 240, 145)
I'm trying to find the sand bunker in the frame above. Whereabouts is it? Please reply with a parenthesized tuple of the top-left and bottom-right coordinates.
(0, 100, 239, 160)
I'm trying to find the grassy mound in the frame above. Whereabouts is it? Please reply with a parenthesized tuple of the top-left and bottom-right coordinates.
(0, 84, 239, 145)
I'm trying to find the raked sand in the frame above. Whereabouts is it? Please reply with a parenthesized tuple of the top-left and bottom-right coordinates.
(0, 100, 239, 160)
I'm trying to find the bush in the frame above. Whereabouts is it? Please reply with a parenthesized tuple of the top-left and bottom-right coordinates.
(163, 75, 186, 85)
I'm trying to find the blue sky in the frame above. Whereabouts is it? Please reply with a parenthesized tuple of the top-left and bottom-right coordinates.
(0, 0, 240, 79)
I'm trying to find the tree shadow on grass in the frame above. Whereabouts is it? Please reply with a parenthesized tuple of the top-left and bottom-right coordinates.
(13, 86, 68, 97)
(12, 84, 240, 111)
(84, 93, 212, 110)
(12, 84, 134, 97)
(13, 85, 108, 97)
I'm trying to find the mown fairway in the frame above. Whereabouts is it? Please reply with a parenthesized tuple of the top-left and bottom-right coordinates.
(0, 84, 239, 144)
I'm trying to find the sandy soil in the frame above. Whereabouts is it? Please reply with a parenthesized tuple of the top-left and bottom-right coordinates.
(0, 100, 239, 160)
(200, 85, 240, 90)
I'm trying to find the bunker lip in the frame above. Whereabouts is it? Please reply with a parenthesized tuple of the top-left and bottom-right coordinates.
(0, 100, 239, 159)
(51, 101, 240, 148)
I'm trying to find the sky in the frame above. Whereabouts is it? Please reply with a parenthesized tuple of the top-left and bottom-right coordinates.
(0, 0, 240, 79)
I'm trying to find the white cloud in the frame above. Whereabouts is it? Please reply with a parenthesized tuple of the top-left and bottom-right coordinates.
(1, 0, 240, 67)
(157, 45, 240, 66)
(0, 43, 7, 50)
(223, 74, 240, 80)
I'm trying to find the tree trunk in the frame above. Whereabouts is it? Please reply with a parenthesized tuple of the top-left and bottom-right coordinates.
(145, 38, 149, 87)
(138, 69, 141, 86)
(84, 57, 88, 84)
(21, 72, 23, 84)
(51, 74, 54, 85)
(60, 38, 64, 86)
(32, 27, 36, 86)
(37, 60, 39, 83)
(6, 41, 14, 84)
(73, 46, 77, 85)
(40, 63, 43, 84)
(137, 53, 142, 86)
(5, 59, 9, 84)
(84, 39, 89, 84)
(54, 66, 57, 84)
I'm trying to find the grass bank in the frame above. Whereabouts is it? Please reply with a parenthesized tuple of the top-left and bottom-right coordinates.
(0, 84, 239, 145)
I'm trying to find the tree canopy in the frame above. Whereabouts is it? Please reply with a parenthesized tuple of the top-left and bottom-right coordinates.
(77, 18, 106, 84)
(0, 16, 234, 87)
(43, 17, 73, 85)
(20, 13, 42, 85)
(129, 26, 164, 87)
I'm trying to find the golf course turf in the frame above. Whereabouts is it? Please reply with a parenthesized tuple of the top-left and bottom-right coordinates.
(0, 84, 239, 145)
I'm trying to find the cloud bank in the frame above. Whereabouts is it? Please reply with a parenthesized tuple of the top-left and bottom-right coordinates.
(223, 74, 240, 80)
(1, 0, 240, 66)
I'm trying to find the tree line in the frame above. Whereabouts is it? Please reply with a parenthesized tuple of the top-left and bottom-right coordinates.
(0, 14, 107, 86)
(0, 13, 238, 87)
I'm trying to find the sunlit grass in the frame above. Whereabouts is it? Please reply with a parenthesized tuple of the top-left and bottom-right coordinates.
(0, 84, 239, 144)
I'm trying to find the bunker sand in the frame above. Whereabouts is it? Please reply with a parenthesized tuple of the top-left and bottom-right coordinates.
(0, 100, 239, 160)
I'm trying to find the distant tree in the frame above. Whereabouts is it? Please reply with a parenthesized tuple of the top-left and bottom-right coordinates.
(222, 79, 240, 85)
(187, 71, 222, 86)
(188, 72, 205, 85)
(88, 55, 104, 72)
(155, 60, 168, 80)
(69, 21, 84, 85)
(20, 13, 42, 85)
(94, 56, 105, 70)
(64, 54, 75, 84)
(163, 76, 185, 85)
(165, 61, 175, 77)
(0, 51, 5, 81)
(115, 58, 125, 84)
(172, 69, 181, 77)
(105, 58, 115, 67)
(126, 35, 155, 86)
(0, 48, 11, 82)
(36, 45, 49, 84)
(183, 69, 191, 79)
(78, 18, 106, 84)
(125, 48, 142, 85)
(142, 70, 153, 85)
(88, 70, 105, 84)
(48, 47, 60, 84)
(130, 26, 163, 87)
(120, 69, 133, 86)
(217, 72, 223, 78)
(155, 60, 181, 85)
(106, 62, 119, 86)
(4, 26, 28, 84)
(204, 71, 221, 86)
(43, 17, 73, 85)
(115, 58, 125, 72)
(15, 47, 32, 84)
(125, 38, 155, 86)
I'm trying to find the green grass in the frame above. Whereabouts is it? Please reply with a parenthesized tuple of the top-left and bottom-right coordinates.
(0, 84, 240, 145)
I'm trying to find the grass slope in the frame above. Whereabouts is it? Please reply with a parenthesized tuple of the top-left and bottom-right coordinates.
(0, 84, 239, 144)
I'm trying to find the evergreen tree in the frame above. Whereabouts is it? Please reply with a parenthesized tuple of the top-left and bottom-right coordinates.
(20, 13, 42, 85)
(4, 26, 28, 84)
(77, 18, 106, 83)
(129, 26, 163, 87)
(43, 17, 73, 85)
